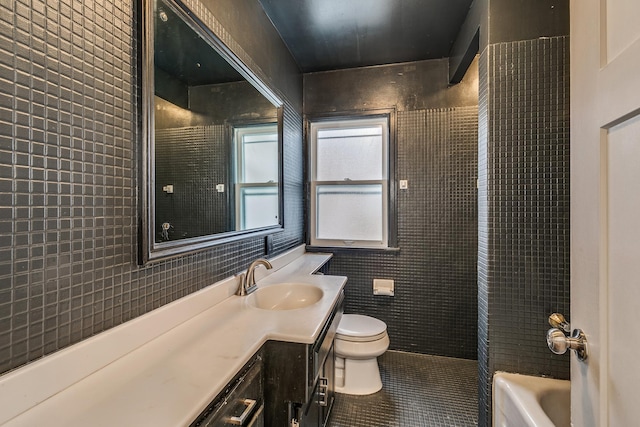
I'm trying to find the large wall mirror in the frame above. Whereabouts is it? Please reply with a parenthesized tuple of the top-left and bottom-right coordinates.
(140, 0, 284, 264)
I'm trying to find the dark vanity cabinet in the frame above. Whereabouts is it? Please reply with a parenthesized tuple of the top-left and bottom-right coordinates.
(302, 340, 336, 427)
(190, 292, 344, 427)
(264, 292, 344, 427)
(191, 355, 264, 427)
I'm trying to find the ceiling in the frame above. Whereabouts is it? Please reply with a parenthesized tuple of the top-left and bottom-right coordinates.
(259, 0, 474, 73)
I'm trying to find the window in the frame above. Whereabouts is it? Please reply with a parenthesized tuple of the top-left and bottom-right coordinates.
(234, 124, 279, 230)
(309, 116, 389, 248)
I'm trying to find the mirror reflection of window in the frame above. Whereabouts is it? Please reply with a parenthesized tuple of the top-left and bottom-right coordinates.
(150, 0, 281, 245)
(234, 125, 279, 230)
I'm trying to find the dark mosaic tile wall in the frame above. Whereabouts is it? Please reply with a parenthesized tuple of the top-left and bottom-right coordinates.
(325, 107, 479, 359)
(155, 126, 230, 238)
(477, 47, 491, 427)
(0, 0, 303, 374)
(477, 36, 570, 426)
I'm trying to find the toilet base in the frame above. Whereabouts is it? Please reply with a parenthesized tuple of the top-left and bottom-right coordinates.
(335, 357, 383, 395)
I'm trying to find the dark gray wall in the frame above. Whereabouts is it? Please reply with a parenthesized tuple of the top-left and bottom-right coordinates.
(305, 59, 478, 113)
(476, 1, 570, 425)
(449, 0, 568, 84)
(487, 0, 569, 46)
(201, 0, 302, 112)
(305, 59, 480, 359)
(155, 125, 230, 238)
(0, 0, 303, 374)
(449, 0, 482, 84)
(189, 81, 278, 124)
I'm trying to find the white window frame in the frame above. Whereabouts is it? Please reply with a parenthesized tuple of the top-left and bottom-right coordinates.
(234, 124, 279, 230)
(309, 116, 389, 248)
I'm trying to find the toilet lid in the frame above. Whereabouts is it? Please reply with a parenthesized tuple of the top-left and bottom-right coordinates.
(337, 314, 387, 338)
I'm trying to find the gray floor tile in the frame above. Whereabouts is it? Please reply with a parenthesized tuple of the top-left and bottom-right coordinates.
(328, 351, 478, 427)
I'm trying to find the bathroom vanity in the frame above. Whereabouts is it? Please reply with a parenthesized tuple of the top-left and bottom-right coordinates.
(191, 291, 344, 427)
(0, 246, 346, 427)
(263, 292, 343, 427)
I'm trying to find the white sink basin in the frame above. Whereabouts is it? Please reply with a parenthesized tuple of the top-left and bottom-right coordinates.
(248, 283, 324, 310)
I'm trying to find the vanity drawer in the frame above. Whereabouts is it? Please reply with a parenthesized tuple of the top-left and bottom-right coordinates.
(191, 357, 263, 427)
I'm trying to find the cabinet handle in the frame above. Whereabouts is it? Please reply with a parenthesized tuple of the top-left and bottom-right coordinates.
(318, 377, 329, 407)
(227, 398, 257, 426)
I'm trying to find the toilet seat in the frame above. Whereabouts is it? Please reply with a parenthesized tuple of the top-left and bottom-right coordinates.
(334, 334, 390, 359)
(336, 331, 387, 342)
(336, 314, 387, 342)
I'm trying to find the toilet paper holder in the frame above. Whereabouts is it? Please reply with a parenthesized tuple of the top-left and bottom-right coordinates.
(373, 279, 394, 296)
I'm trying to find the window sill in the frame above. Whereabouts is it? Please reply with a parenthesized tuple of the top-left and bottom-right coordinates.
(305, 245, 400, 255)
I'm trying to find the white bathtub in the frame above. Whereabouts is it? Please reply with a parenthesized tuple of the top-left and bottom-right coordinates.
(493, 372, 570, 427)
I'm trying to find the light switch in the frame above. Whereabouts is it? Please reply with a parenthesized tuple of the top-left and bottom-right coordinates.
(399, 180, 408, 190)
(216, 184, 225, 193)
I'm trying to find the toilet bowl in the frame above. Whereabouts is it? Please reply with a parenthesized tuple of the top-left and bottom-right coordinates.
(334, 314, 389, 395)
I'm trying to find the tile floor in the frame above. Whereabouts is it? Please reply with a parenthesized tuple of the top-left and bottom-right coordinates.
(328, 351, 478, 427)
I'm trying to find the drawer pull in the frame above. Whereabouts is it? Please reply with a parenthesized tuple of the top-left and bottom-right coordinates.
(318, 377, 329, 407)
(227, 398, 257, 426)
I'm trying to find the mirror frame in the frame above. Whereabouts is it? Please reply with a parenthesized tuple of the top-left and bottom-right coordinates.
(139, 0, 285, 264)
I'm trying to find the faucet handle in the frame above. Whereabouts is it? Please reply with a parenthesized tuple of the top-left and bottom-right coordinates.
(236, 273, 247, 296)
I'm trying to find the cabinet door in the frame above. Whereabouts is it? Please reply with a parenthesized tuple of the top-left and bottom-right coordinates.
(303, 341, 335, 427)
(320, 342, 335, 427)
(300, 382, 321, 427)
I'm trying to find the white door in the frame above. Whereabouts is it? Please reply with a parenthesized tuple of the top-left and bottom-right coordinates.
(571, 0, 640, 426)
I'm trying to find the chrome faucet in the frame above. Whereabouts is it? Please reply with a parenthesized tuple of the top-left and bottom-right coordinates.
(236, 258, 273, 296)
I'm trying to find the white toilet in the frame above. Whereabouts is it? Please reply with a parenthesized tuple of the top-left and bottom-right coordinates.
(334, 314, 390, 395)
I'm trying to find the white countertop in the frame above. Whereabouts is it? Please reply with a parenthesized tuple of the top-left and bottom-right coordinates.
(0, 247, 345, 426)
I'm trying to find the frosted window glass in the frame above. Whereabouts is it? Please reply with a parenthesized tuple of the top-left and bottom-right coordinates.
(243, 139, 278, 183)
(316, 184, 383, 241)
(317, 127, 381, 139)
(316, 127, 383, 181)
(244, 133, 278, 143)
(241, 187, 279, 229)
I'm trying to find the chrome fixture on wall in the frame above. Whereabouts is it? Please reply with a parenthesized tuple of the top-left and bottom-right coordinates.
(546, 313, 588, 361)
